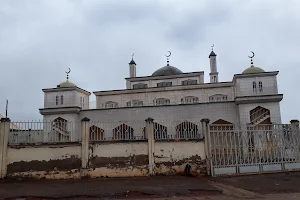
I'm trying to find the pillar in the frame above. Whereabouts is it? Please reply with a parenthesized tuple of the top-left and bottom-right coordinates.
(0, 118, 10, 178)
(201, 118, 210, 176)
(81, 117, 90, 169)
(145, 117, 155, 176)
(290, 119, 299, 129)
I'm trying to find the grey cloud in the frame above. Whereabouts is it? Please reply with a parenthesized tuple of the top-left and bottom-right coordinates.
(0, 0, 299, 123)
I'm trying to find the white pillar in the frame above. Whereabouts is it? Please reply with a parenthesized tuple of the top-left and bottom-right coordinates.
(145, 117, 155, 176)
(81, 117, 90, 169)
(0, 118, 10, 178)
(201, 118, 210, 176)
(209, 51, 219, 83)
(129, 59, 136, 78)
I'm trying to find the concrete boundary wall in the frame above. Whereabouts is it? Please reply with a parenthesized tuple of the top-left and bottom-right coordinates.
(1, 118, 208, 179)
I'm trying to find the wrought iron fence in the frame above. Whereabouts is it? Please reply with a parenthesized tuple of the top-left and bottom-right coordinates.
(89, 120, 146, 142)
(9, 121, 80, 145)
(208, 124, 300, 176)
(153, 120, 203, 140)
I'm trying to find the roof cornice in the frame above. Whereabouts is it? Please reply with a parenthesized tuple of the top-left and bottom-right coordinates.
(125, 71, 204, 82)
(93, 82, 233, 96)
(42, 87, 91, 95)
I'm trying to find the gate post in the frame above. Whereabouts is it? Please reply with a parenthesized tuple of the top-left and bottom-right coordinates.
(0, 118, 10, 178)
(81, 117, 90, 169)
(145, 117, 155, 176)
(201, 118, 210, 176)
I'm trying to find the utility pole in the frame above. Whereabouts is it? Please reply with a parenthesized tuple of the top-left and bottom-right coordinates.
(5, 99, 8, 118)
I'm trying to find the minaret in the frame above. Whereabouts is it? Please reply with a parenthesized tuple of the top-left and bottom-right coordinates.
(209, 45, 219, 83)
(129, 53, 136, 78)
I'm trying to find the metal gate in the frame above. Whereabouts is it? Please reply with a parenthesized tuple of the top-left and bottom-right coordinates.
(208, 124, 300, 176)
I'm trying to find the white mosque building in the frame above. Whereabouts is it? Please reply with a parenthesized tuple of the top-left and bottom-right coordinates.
(39, 49, 283, 140)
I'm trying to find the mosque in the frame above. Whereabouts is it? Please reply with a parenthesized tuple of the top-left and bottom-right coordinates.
(39, 48, 283, 140)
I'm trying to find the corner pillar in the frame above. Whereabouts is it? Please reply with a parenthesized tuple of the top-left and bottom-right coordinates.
(0, 118, 10, 178)
(290, 119, 299, 129)
(145, 117, 155, 176)
(81, 117, 90, 169)
(201, 118, 210, 176)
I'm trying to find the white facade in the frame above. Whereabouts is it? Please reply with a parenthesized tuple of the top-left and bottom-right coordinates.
(39, 50, 283, 134)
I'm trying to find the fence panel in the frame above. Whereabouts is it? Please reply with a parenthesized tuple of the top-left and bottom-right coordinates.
(89, 120, 146, 142)
(9, 121, 80, 145)
(208, 124, 300, 176)
(153, 120, 203, 140)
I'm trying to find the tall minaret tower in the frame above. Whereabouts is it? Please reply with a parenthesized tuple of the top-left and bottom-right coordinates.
(209, 45, 219, 83)
(129, 53, 136, 78)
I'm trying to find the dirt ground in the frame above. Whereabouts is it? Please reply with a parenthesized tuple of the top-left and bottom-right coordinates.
(0, 176, 222, 199)
(211, 171, 300, 194)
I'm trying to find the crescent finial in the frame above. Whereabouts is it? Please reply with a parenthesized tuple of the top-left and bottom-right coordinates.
(211, 44, 214, 51)
(65, 67, 71, 80)
(165, 51, 171, 58)
(131, 53, 134, 59)
(248, 51, 255, 65)
(248, 51, 255, 59)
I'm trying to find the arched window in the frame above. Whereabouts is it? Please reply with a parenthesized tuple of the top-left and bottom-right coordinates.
(89, 125, 104, 141)
(181, 96, 199, 104)
(56, 96, 59, 105)
(253, 81, 257, 92)
(157, 82, 172, 87)
(82, 97, 85, 107)
(52, 117, 69, 141)
(155, 98, 170, 106)
(133, 83, 148, 89)
(105, 101, 118, 108)
(259, 81, 263, 92)
(113, 124, 134, 140)
(61, 95, 64, 104)
(181, 79, 197, 85)
(250, 106, 271, 124)
(209, 94, 227, 102)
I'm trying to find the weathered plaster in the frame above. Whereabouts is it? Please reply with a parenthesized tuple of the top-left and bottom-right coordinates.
(154, 141, 206, 175)
(7, 144, 81, 178)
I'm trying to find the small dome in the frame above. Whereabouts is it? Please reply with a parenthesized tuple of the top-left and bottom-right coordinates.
(57, 80, 77, 88)
(129, 59, 136, 65)
(152, 65, 183, 76)
(242, 65, 265, 74)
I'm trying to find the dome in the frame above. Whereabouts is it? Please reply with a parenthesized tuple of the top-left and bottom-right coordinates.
(57, 80, 77, 88)
(242, 65, 265, 74)
(152, 65, 183, 76)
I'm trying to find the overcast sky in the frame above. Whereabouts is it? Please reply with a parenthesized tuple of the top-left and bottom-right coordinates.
(0, 0, 299, 123)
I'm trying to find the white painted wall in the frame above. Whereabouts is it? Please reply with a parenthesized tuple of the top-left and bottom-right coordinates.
(44, 90, 89, 109)
(91, 142, 148, 157)
(82, 102, 239, 125)
(128, 75, 204, 89)
(8, 145, 81, 164)
(96, 86, 234, 108)
(238, 102, 282, 126)
(154, 141, 205, 163)
(235, 75, 278, 97)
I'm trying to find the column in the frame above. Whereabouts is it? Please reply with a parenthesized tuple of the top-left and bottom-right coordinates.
(290, 119, 299, 130)
(201, 118, 210, 176)
(0, 118, 10, 178)
(81, 117, 90, 169)
(145, 117, 155, 176)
